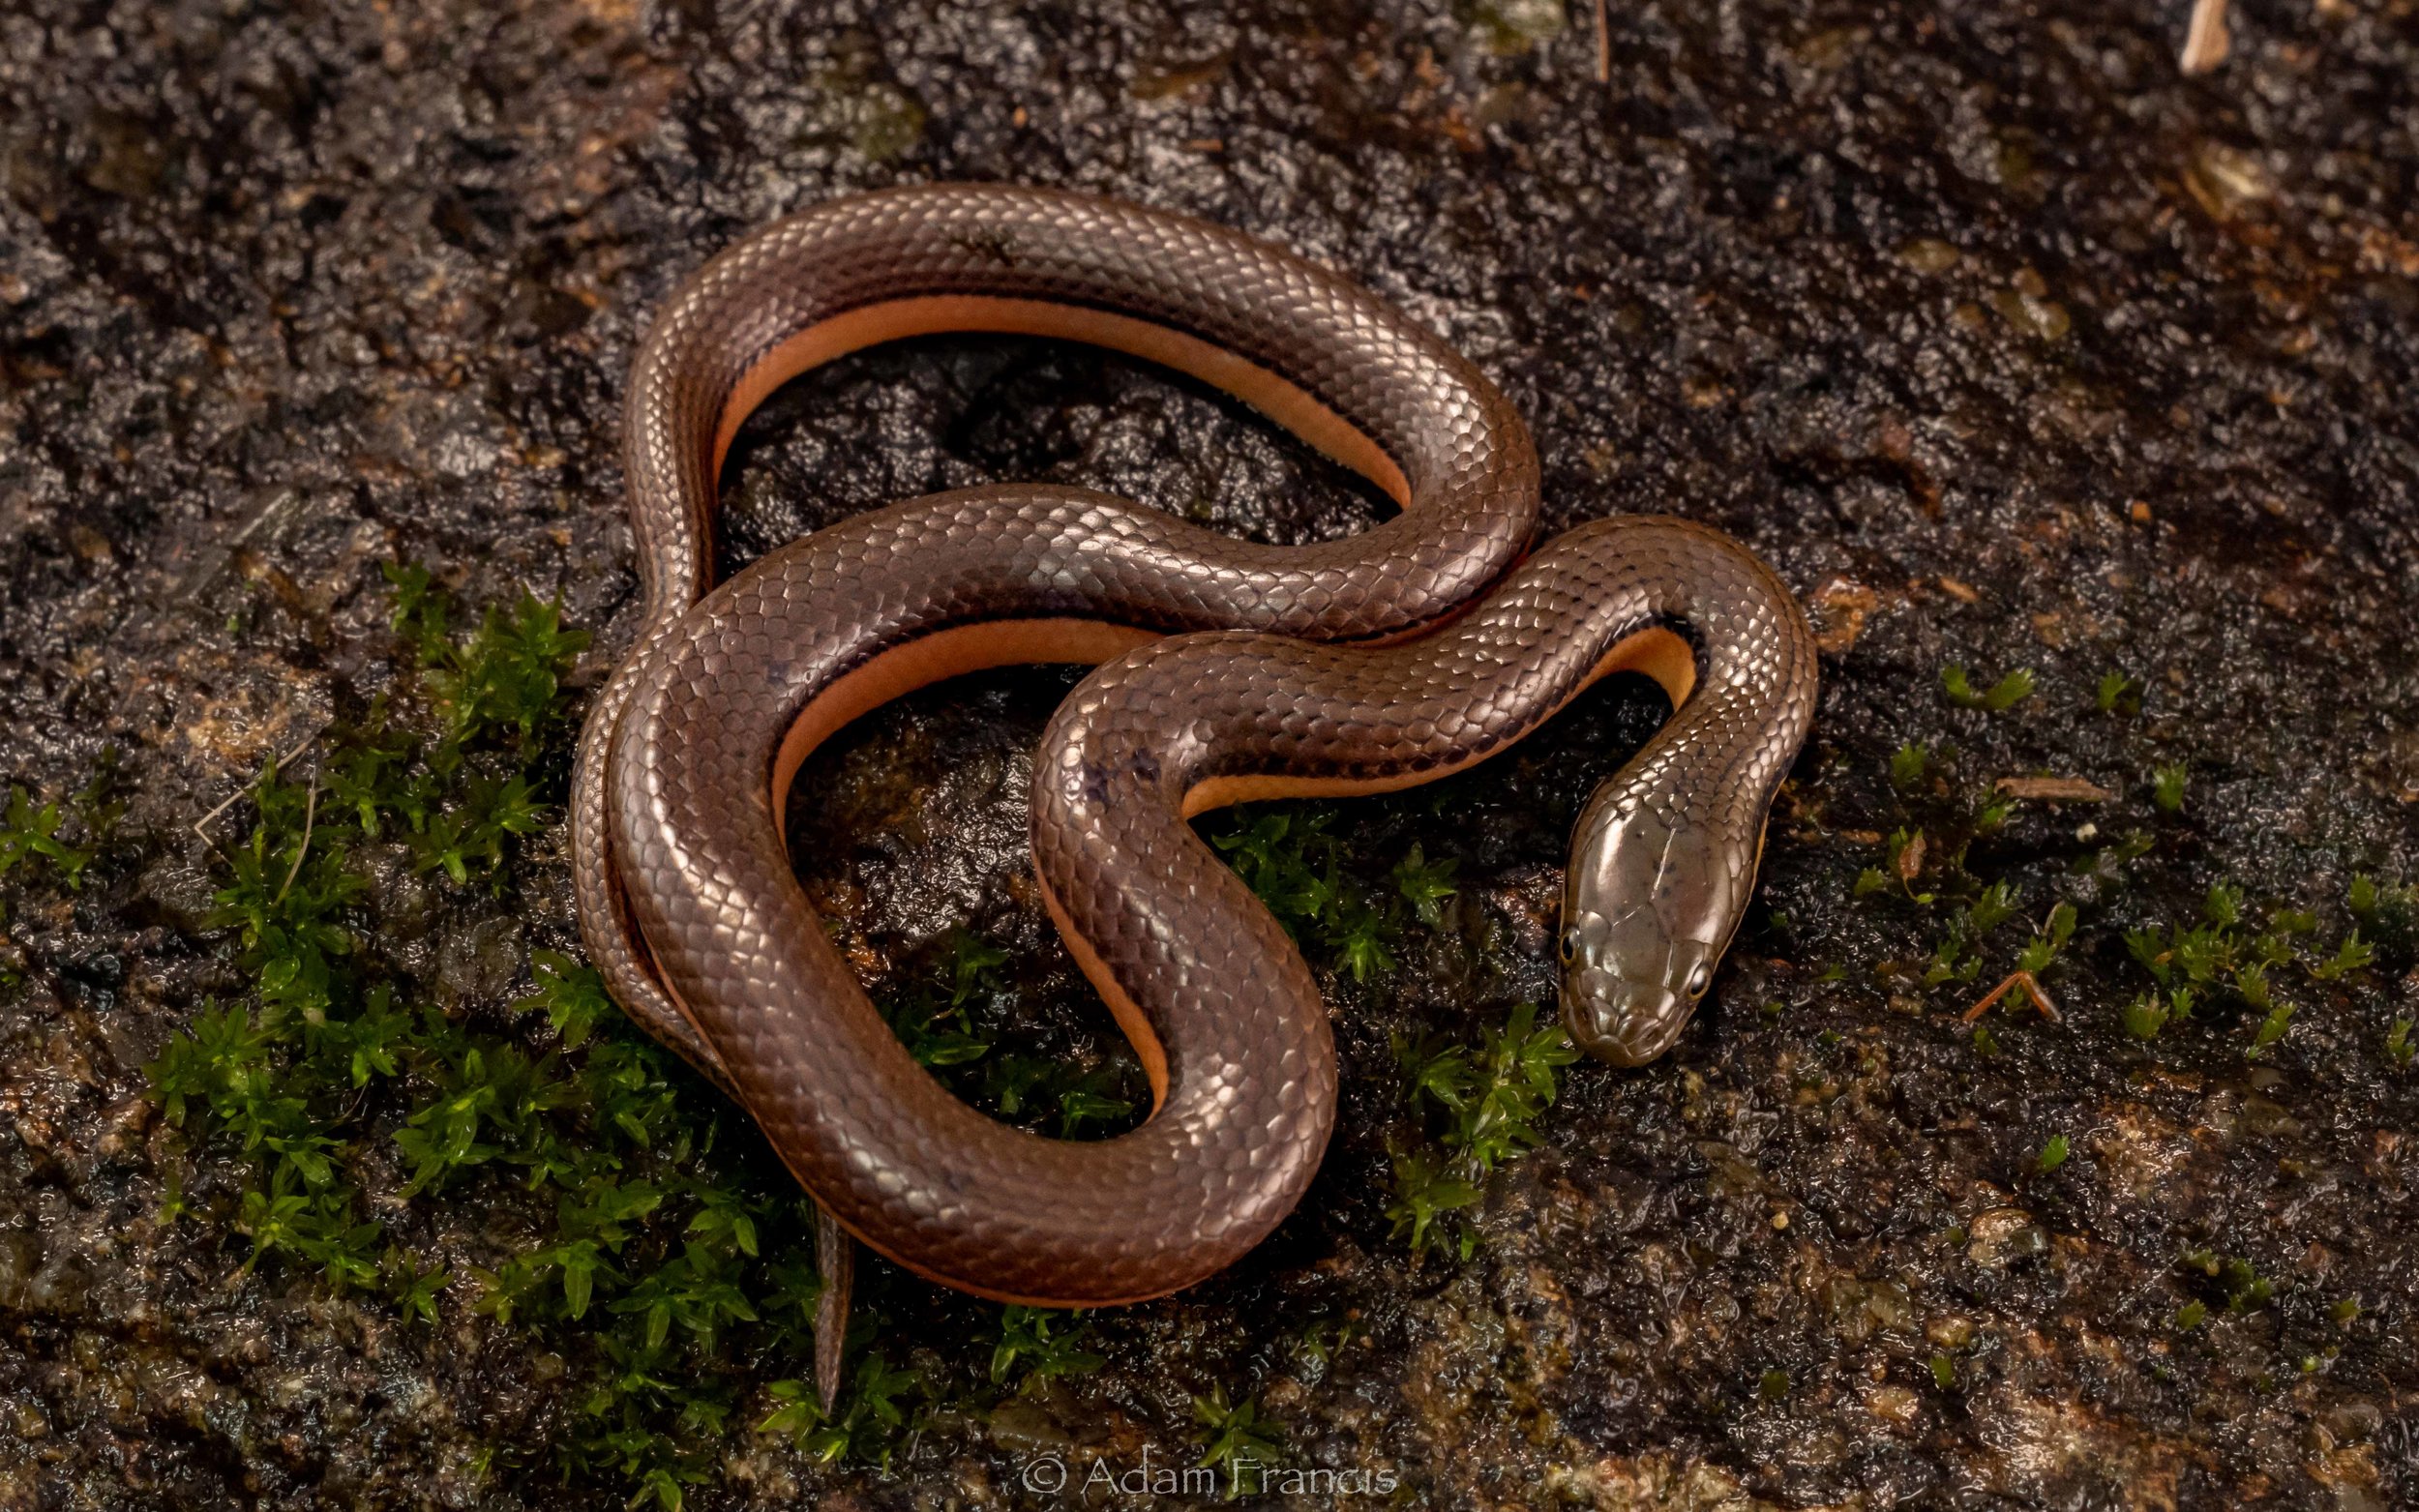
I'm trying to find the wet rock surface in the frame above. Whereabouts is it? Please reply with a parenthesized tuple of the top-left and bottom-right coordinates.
(4, 0, 2418, 1507)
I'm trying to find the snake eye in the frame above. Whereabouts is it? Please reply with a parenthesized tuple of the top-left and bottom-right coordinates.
(1686, 962, 1714, 998)
(1560, 926, 1581, 964)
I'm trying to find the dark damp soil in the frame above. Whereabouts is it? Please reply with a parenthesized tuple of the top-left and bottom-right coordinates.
(4, 0, 2418, 1507)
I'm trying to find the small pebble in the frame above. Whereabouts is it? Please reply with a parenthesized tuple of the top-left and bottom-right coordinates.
(1966, 1207, 2047, 1269)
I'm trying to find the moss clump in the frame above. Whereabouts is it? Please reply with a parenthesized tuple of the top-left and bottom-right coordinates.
(146, 567, 888, 1507)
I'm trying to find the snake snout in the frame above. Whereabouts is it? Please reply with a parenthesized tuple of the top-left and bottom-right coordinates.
(1560, 966, 1692, 1067)
(1556, 906, 1719, 1066)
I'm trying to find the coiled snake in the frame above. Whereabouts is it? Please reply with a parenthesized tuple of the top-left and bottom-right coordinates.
(570, 184, 1816, 1395)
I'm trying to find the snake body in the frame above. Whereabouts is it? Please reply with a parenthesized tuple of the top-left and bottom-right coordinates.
(573, 184, 1816, 1309)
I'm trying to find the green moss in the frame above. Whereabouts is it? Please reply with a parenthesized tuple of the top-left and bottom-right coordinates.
(2308, 930, 2374, 982)
(1390, 843, 1459, 927)
(1384, 1150, 1483, 1259)
(147, 565, 918, 1505)
(2349, 875, 2380, 917)
(759, 1353, 923, 1469)
(990, 1304, 1104, 1386)
(2125, 881, 2278, 996)
(2245, 1002, 2297, 1061)
(880, 928, 1007, 1071)
(1207, 805, 1470, 986)
(2095, 672, 2142, 715)
(2121, 994, 2170, 1040)
(1193, 1385, 1284, 1498)
(1846, 670, 2404, 1078)
(2035, 1135, 2070, 1173)
(1291, 1315, 1368, 1376)
(2180, 1249, 2275, 1316)
(2109, 874, 2395, 1059)
(2151, 762, 2190, 813)
(1923, 878, 2032, 988)
(1210, 803, 1568, 1258)
(0, 784, 91, 888)
(2014, 902, 2078, 974)
(1054, 1069, 1138, 1137)
(1854, 735, 2076, 1004)
(2221, 1258, 2275, 1312)
(1385, 1001, 1578, 1259)
(1941, 664, 2034, 712)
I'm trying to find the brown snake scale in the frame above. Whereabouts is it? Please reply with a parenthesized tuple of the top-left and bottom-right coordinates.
(571, 184, 1818, 1315)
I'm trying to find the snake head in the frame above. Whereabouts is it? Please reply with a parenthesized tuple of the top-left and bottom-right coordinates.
(1557, 795, 1751, 1066)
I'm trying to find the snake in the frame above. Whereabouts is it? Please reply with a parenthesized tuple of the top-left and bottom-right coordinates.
(571, 185, 1816, 1328)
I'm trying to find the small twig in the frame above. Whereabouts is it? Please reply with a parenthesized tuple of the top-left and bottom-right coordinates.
(1961, 969, 2063, 1024)
(274, 774, 318, 905)
(2180, 0, 2229, 74)
(1595, 0, 1611, 84)
(190, 791, 246, 852)
(191, 723, 325, 851)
